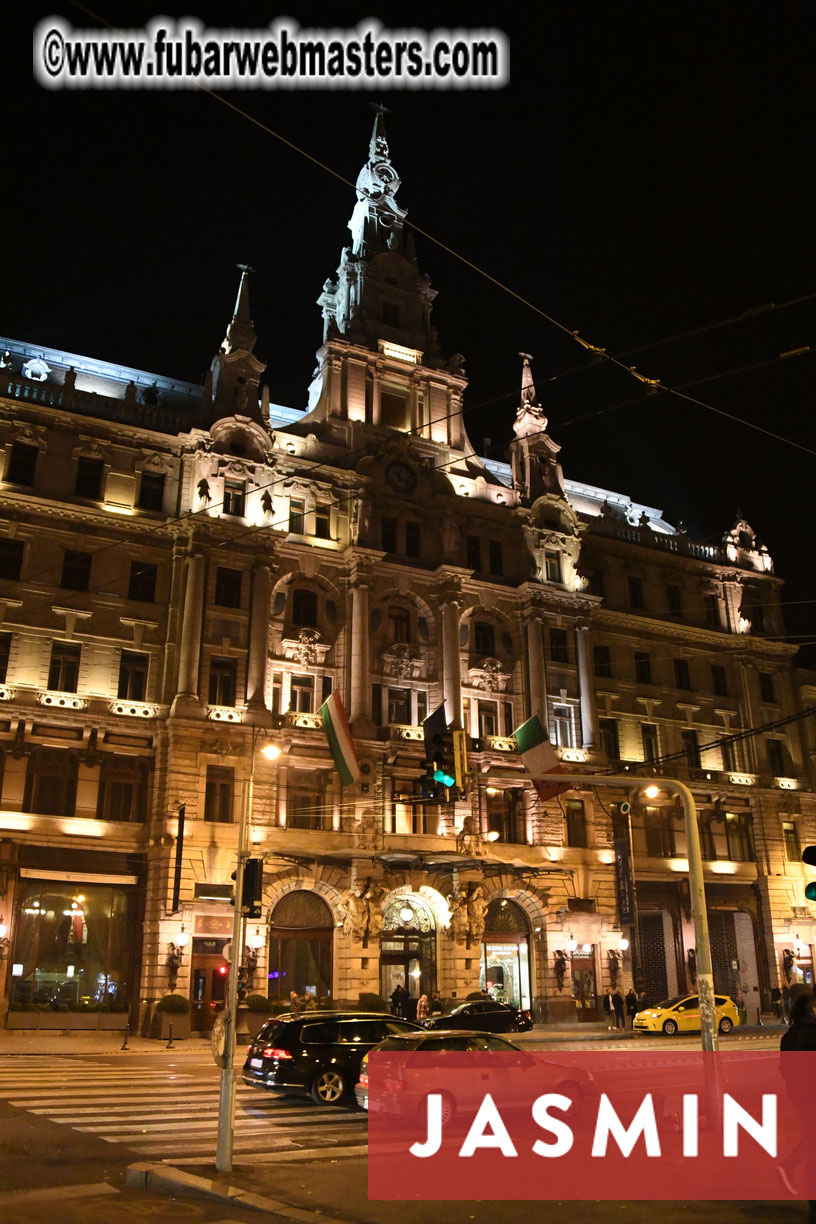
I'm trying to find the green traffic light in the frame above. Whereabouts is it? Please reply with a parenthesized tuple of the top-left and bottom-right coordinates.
(433, 767, 456, 787)
(806, 882, 816, 902)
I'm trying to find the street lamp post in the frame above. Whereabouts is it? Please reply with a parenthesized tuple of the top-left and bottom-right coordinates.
(215, 732, 279, 1174)
(498, 770, 719, 1053)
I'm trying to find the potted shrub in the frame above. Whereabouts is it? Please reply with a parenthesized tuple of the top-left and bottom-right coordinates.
(151, 992, 191, 1040)
(245, 992, 272, 1038)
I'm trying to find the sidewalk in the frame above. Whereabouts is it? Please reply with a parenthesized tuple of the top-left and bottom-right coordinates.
(0, 1029, 213, 1056)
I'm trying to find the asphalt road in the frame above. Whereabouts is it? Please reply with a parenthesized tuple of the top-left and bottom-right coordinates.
(0, 1035, 805, 1224)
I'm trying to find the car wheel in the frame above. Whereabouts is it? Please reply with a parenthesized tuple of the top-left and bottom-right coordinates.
(310, 1069, 346, 1105)
(662, 1019, 678, 1036)
(418, 1091, 456, 1127)
(718, 1017, 733, 1034)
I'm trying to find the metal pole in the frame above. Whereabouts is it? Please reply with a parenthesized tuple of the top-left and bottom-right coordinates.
(498, 770, 718, 1053)
(625, 802, 643, 994)
(215, 730, 256, 1173)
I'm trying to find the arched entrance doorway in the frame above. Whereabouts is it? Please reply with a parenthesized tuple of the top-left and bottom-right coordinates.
(379, 893, 436, 1018)
(267, 890, 334, 1003)
(480, 898, 531, 1010)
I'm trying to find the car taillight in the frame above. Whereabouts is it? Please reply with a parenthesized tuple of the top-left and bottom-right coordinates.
(262, 1047, 293, 1060)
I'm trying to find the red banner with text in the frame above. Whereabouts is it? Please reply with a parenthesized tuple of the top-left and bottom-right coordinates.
(368, 1051, 816, 1201)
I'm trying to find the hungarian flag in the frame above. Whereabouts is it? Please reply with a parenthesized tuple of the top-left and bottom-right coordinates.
(514, 715, 569, 802)
(320, 691, 361, 786)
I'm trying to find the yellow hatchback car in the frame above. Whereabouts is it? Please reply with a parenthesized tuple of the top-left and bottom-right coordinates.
(633, 993, 740, 1036)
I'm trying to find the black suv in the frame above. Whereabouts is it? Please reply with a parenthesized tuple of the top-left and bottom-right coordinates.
(243, 1011, 424, 1104)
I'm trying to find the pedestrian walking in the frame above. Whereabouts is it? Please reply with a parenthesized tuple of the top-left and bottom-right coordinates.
(778, 989, 816, 1216)
(626, 987, 638, 1028)
(416, 993, 429, 1022)
(390, 981, 408, 1018)
(430, 990, 444, 1015)
(602, 988, 615, 1030)
(288, 990, 302, 1016)
(612, 988, 625, 1030)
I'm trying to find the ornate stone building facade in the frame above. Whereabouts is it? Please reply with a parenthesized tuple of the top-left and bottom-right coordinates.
(0, 114, 813, 1031)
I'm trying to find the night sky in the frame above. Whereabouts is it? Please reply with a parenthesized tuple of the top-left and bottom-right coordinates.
(6, 3, 816, 657)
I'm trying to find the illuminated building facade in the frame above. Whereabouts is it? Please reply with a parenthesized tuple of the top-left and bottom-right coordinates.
(0, 114, 813, 1031)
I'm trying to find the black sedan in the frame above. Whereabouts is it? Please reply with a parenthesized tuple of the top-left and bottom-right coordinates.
(425, 999, 533, 1033)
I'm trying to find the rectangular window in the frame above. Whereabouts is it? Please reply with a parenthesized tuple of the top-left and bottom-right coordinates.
(759, 672, 775, 703)
(682, 728, 701, 769)
(97, 758, 146, 823)
(381, 516, 397, 552)
(380, 390, 406, 429)
(783, 820, 801, 863)
(474, 621, 495, 655)
(271, 671, 283, 716)
(214, 566, 242, 608)
(290, 674, 314, 714)
(315, 511, 331, 539)
(6, 442, 38, 486)
(634, 651, 652, 684)
(117, 650, 148, 701)
(645, 807, 675, 857)
(666, 584, 683, 615)
(593, 645, 612, 677)
(503, 700, 514, 736)
(751, 603, 766, 633)
(137, 470, 165, 511)
(704, 594, 720, 627)
(628, 576, 644, 608)
(550, 628, 569, 664)
(48, 642, 81, 693)
(405, 521, 421, 558)
(553, 705, 572, 748)
(128, 561, 157, 602)
(289, 499, 305, 534)
(565, 799, 587, 848)
(545, 552, 561, 583)
(0, 632, 10, 683)
(642, 723, 659, 763)
(74, 456, 103, 499)
(223, 480, 245, 517)
(388, 606, 411, 643)
(291, 589, 317, 627)
(599, 717, 620, 760)
(288, 771, 327, 831)
(208, 657, 236, 707)
(488, 540, 503, 576)
(726, 813, 755, 862)
(0, 538, 24, 580)
(587, 570, 604, 598)
(61, 549, 91, 592)
(388, 687, 411, 725)
(767, 738, 788, 777)
(712, 665, 728, 697)
(204, 766, 233, 823)
(674, 658, 691, 689)
(478, 700, 498, 738)
(416, 690, 428, 726)
(371, 684, 382, 726)
(466, 535, 481, 571)
(321, 675, 333, 704)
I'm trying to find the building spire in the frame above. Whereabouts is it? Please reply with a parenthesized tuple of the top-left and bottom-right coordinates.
(519, 351, 538, 408)
(222, 263, 256, 354)
(348, 105, 407, 258)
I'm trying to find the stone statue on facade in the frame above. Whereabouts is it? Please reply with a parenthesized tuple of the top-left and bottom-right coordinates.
(339, 884, 369, 942)
(466, 884, 487, 943)
(364, 880, 389, 939)
(456, 812, 484, 857)
(449, 889, 470, 946)
(354, 809, 383, 852)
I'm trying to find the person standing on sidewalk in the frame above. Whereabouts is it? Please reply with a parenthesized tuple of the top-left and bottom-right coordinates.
(602, 988, 615, 1030)
(612, 988, 625, 1030)
(626, 987, 638, 1028)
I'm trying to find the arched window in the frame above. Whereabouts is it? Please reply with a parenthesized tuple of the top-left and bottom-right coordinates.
(268, 890, 334, 1002)
(482, 898, 531, 1010)
(291, 588, 318, 628)
(23, 748, 78, 817)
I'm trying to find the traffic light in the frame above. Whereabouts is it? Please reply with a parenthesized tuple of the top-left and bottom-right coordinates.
(419, 757, 438, 799)
(432, 732, 456, 789)
(803, 845, 816, 901)
(231, 857, 264, 919)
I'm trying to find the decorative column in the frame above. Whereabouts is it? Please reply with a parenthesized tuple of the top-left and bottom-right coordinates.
(171, 550, 205, 715)
(526, 614, 547, 722)
(349, 570, 374, 735)
(246, 562, 272, 708)
(575, 623, 599, 749)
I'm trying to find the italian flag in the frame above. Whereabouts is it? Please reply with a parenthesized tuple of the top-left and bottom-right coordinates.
(320, 691, 361, 786)
(514, 714, 569, 802)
